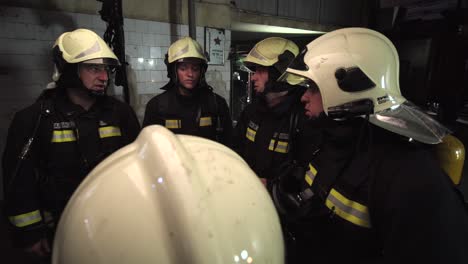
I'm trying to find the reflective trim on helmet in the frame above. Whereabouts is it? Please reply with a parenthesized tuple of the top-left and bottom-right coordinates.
(268, 140, 288, 153)
(9, 210, 42, 228)
(74, 40, 101, 60)
(246, 47, 271, 65)
(325, 189, 371, 228)
(99, 126, 122, 138)
(165, 120, 181, 129)
(199, 117, 212, 127)
(51, 130, 77, 143)
(170, 44, 190, 63)
(246, 127, 256, 142)
(304, 163, 318, 186)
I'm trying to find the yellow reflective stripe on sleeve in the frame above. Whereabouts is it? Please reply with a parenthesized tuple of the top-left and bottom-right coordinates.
(165, 120, 181, 129)
(8, 210, 42, 228)
(325, 189, 371, 228)
(51, 130, 76, 143)
(99, 126, 122, 138)
(246, 127, 256, 142)
(199, 117, 212, 127)
(304, 163, 318, 186)
(268, 140, 288, 153)
(268, 139, 276, 150)
(274, 141, 288, 153)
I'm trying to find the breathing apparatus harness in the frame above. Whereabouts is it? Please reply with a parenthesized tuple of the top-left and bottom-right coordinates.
(270, 98, 375, 221)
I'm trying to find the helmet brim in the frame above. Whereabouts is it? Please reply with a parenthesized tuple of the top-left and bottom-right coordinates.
(82, 58, 120, 66)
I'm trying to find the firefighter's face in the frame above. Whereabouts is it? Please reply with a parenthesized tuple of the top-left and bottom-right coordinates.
(78, 63, 109, 93)
(177, 61, 201, 90)
(251, 66, 269, 94)
(301, 87, 324, 118)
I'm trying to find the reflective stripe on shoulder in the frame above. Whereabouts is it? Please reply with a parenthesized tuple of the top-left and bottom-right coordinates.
(9, 210, 42, 228)
(268, 139, 289, 153)
(51, 130, 76, 143)
(304, 163, 318, 186)
(246, 127, 256, 142)
(99, 126, 122, 138)
(199, 117, 212, 127)
(165, 120, 181, 129)
(325, 188, 371, 228)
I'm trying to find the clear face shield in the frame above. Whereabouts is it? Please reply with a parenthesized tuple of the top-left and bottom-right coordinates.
(369, 101, 451, 144)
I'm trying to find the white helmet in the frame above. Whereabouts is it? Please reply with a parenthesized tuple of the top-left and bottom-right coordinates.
(279, 27, 449, 144)
(52, 125, 284, 264)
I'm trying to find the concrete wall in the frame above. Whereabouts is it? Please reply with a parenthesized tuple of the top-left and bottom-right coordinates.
(0, 0, 232, 29)
(0, 4, 232, 200)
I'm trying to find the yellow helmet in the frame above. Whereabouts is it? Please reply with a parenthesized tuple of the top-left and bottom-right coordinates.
(52, 28, 119, 83)
(167, 36, 207, 64)
(244, 37, 299, 75)
(53, 28, 119, 66)
(53, 125, 285, 264)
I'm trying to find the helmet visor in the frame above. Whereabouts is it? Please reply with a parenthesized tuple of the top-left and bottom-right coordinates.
(278, 71, 309, 86)
(82, 58, 120, 66)
(369, 101, 450, 144)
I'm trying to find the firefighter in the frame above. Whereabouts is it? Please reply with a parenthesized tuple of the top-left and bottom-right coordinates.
(2, 28, 140, 260)
(274, 27, 468, 263)
(52, 125, 284, 264)
(142, 36, 232, 146)
(232, 37, 310, 187)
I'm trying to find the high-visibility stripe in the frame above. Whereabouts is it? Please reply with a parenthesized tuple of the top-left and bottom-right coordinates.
(268, 140, 288, 153)
(99, 126, 121, 138)
(325, 189, 371, 228)
(268, 140, 275, 150)
(246, 127, 256, 142)
(165, 120, 181, 129)
(9, 210, 42, 228)
(275, 141, 288, 153)
(51, 130, 76, 143)
(305, 163, 318, 186)
(199, 117, 212, 127)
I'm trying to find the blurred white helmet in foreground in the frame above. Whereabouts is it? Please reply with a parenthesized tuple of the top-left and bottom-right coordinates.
(52, 125, 284, 264)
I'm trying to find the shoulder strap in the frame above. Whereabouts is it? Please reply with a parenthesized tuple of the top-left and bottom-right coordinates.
(7, 99, 51, 189)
